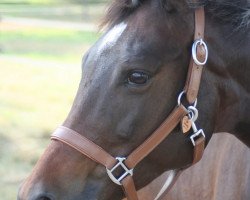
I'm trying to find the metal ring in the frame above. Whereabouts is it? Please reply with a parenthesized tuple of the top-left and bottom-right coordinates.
(106, 157, 133, 186)
(177, 91, 185, 106)
(187, 106, 198, 122)
(193, 99, 198, 108)
(177, 91, 198, 107)
(192, 39, 208, 66)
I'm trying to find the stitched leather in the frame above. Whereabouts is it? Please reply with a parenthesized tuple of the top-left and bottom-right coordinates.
(51, 126, 116, 169)
(126, 105, 187, 168)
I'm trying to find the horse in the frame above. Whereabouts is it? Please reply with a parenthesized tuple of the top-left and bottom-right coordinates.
(18, 0, 250, 199)
(138, 133, 250, 200)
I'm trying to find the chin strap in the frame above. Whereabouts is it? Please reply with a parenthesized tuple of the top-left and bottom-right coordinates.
(51, 7, 207, 200)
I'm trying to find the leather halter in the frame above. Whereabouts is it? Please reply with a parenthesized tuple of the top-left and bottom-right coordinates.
(51, 7, 207, 200)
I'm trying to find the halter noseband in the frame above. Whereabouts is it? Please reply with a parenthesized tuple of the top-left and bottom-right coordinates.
(51, 7, 208, 200)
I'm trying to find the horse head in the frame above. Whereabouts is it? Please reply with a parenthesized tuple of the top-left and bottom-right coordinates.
(18, 0, 250, 199)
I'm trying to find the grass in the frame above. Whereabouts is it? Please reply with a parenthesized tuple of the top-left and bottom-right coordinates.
(0, 3, 107, 22)
(0, 55, 81, 199)
(0, 28, 101, 61)
(0, 10, 101, 198)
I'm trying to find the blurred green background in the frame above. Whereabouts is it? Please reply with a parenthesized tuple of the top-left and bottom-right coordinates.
(0, 0, 108, 199)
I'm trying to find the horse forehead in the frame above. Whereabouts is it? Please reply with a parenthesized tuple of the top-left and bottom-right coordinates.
(97, 22, 128, 56)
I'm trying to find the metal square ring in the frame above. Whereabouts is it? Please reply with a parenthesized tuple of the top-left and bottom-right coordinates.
(106, 157, 133, 185)
(190, 129, 206, 146)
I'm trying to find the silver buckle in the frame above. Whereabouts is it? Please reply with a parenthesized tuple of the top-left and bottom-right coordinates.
(190, 129, 205, 146)
(192, 39, 208, 66)
(106, 157, 133, 185)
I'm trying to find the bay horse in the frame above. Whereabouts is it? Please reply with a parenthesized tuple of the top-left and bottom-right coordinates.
(18, 0, 250, 199)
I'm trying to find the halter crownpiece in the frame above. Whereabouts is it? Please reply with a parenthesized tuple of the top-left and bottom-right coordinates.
(51, 7, 207, 200)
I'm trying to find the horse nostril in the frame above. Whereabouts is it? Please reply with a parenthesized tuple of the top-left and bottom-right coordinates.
(37, 195, 53, 200)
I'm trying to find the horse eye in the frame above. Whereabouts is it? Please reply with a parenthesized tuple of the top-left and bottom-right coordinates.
(128, 71, 150, 85)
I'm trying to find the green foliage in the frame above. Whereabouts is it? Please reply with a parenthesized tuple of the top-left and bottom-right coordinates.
(0, 3, 106, 23)
(0, 0, 109, 5)
(1, 0, 57, 4)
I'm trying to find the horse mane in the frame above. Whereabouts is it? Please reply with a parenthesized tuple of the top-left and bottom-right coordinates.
(205, 0, 250, 30)
(101, 0, 250, 30)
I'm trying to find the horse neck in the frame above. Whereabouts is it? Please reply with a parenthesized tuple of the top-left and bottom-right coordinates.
(205, 14, 250, 146)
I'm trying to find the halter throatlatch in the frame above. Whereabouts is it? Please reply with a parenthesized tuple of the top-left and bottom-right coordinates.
(51, 7, 208, 200)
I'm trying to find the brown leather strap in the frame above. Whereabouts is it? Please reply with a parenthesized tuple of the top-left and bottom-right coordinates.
(51, 126, 116, 169)
(192, 137, 205, 164)
(122, 105, 187, 199)
(184, 59, 203, 103)
(194, 7, 205, 40)
(126, 105, 187, 169)
(184, 7, 206, 104)
(121, 176, 138, 200)
(52, 127, 140, 199)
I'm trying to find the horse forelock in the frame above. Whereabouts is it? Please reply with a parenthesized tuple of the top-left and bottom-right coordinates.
(101, 0, 250, 30)
(100, 0, 139, 29)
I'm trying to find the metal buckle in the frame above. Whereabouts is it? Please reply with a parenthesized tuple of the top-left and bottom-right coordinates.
(190, 129, 205, 146)
(106, 157, 133, 185)
(192, 39, 208, 66)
